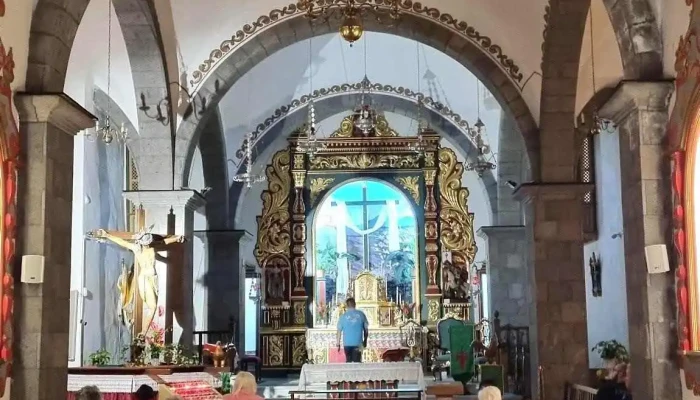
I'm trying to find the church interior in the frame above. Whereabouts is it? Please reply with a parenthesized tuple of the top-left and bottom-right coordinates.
(1, 0, 700, 399)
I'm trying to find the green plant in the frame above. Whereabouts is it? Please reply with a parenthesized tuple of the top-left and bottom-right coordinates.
(220, 372, 232, 394)
(88, 349, 112, 366)
(592, 340, 629, 362)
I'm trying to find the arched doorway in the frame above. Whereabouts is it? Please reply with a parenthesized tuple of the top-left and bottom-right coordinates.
(312, 179, 418, 326)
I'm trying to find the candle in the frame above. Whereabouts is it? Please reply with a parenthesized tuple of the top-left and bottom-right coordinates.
(395, 287, 399, 301)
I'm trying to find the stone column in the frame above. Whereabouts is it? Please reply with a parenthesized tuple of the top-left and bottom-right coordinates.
(514, 183, 590, 400)
(198, 230, 251, 348)
(599, 81, 680, 400)
(123, 190, 205, 346)
(14, 93, 95, 400)
(476, 226, 529, 326)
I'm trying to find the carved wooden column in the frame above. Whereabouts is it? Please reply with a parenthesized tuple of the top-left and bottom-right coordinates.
(423, 139, 442, 325)
(437, 147, 477, 320)
(291, 152, 308, 327)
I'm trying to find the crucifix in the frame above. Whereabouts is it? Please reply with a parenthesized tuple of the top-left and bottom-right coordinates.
(86, 205, 185, 337)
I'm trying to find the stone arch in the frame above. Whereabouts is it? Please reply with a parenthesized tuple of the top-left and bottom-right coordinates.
(228, 92, 501, 229)
(28, 0, 173, 190)
(539, 0, 663, 180)
(177, 13, 539, 187)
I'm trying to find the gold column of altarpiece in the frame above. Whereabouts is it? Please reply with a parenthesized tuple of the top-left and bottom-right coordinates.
(253, 115, 477, 371)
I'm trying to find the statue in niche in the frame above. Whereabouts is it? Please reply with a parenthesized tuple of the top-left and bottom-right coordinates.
(265, 262, 286, 302)
(589, 252, 602, 297)
(87, 229, 185, 335)
(442, 260, 470, 300)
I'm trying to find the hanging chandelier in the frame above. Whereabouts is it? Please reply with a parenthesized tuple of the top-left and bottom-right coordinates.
(582, 8, 615, 136)
(296, 101, 326, 159)
(300, 0, 401, 45)
(232, 133, 266, 188)
(353, 75, 378, 135)
(87, 0, 128, 144)
(296, 38, 326, 159)
(248, 278, 261, 302)
(466, 132, 496, 177)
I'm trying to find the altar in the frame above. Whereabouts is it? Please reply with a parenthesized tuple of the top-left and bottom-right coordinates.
(298, 362, 425, 391)
(253, 107, 477, 374)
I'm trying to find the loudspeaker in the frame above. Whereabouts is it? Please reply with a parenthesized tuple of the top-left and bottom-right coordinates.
(20, 255, 45, 283)
(645, 244, 670, 274)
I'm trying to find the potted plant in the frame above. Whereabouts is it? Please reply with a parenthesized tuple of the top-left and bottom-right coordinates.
(592, 340, 629, 372)
(130, 333, 147, 365)
(88, 349, 112, 366)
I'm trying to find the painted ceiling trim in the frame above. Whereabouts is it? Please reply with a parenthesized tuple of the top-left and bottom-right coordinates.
(190, 1, 524, 89)
(233, 81, 486, 160)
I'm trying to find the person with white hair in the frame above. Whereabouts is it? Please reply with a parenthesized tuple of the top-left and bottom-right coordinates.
(478, 386, 502, 400)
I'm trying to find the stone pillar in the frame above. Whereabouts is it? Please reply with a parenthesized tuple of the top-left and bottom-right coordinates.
(14, 94, 95, 400)
(122, 190, 205, 346)
(198, 230, 251, 348)
(515, 183, 590, 400)
(477, 226, 529, 326)
(599, 81, 680, 400)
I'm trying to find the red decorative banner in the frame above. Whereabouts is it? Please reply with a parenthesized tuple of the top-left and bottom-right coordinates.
(672, 151, 691, 352)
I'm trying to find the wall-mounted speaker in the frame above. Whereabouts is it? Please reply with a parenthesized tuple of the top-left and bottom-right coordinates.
(645, 244, 670, 274)
(20, 255, 45, 283)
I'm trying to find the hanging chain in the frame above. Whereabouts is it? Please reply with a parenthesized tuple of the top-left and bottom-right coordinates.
(589, 8, 597, 95)
(107, 0, 112, 125)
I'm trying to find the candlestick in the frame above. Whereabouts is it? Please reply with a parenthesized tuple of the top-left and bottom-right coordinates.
(395, 287, 399, 301)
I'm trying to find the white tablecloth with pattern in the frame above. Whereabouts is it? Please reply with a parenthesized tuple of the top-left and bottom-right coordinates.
(67, 375, 158, 393)
(298, 361, 425, 390)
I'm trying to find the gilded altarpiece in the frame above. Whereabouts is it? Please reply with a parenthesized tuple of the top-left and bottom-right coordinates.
(254, 115, 477, 372)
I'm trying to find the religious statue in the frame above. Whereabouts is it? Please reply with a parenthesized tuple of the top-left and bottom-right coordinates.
(589, 252, 602, 297)
(442, 260, 470, 300)
(117, 258, 135, 327)
(266, 264, 286, 302)
(86, 229, 185, 335)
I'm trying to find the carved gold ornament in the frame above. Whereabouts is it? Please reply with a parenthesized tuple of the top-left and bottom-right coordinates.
(292, 335, 307, 366)
(428, 299, 440, 322)
(331, 114, 398, 138)
(293, 301, 306, 325)
(396, 176, 420, 204)
(310, 154, 420, 170)
(309, 177, 335, 205)
(267, 335, 285, 366)
(438, 148, 477, 265)
(254, 150, 292, 265)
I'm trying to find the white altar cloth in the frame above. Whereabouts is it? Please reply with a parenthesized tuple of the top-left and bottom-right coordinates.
(67, 375, 158, 393)
(298, 362, 425, 390)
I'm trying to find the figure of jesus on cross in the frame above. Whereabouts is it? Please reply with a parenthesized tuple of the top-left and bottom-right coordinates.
(86, 227, 184, 337)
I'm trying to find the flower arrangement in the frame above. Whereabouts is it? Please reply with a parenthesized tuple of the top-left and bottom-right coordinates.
(592, 340, 629, 362)
(88, 349, 112, 366)
(317, 301, 329, 325)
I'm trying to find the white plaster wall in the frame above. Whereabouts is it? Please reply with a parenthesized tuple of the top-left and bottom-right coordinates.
(188, 148, 208, 332)
(234, 112, 493, 265)
(584, 129, 629, 369)
(171, 0, 545, 118)
(220, 32, 503, 169)
(575, 0, 625, 116)
(64, 0, 139, 129)
(657, 0, 692, 78)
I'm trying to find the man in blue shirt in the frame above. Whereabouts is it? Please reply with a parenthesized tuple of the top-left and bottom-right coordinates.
(336, 297, 369, 363)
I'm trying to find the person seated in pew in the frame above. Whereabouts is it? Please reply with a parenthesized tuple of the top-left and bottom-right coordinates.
(478, 386, 502, 400)
(134, 384, 156, 400)
(224, 371, 264, 400)
(76, 385, 102, 400)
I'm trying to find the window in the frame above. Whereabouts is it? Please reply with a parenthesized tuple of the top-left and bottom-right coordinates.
(312, 179, 418, 326)
(580, 135, 598, 240)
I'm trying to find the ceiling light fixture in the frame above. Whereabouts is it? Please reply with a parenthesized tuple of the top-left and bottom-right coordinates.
(87, 0, 128, 144)
(300, 0, 401, 45)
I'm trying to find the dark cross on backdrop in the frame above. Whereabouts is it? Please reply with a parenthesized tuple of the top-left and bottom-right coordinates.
(331, 184, 399, 272)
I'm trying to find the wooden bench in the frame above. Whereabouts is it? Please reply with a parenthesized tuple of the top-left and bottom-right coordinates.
(563, 382, 597, 400)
